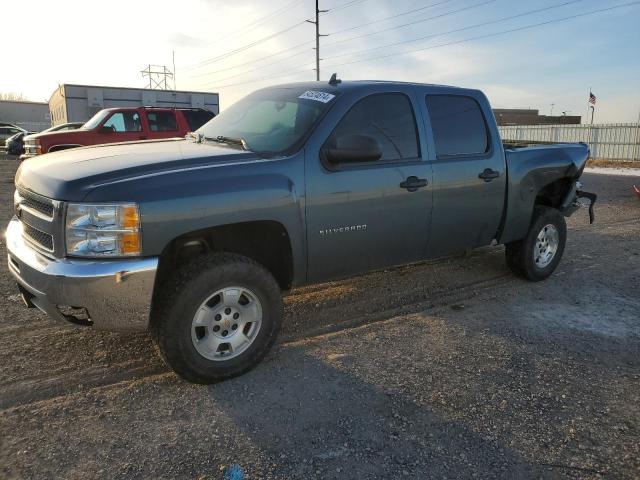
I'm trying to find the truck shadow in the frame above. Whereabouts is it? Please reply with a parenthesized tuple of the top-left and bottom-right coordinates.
(205, 347, 552, 480)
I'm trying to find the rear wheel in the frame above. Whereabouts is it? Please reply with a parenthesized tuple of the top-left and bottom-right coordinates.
(505, 206, 567, 281)
(152, 253, 282, 383)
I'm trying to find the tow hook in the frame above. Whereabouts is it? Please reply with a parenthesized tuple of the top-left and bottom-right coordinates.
(576, 190, 597, 224)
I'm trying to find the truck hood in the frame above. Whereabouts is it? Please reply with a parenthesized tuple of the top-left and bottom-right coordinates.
(15, 139, 260, 201)
(26, 128, 95, 144)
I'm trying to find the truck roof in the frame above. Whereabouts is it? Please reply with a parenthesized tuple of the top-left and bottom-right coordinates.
(96, 106, 212, 112)
(270, 80, 479, 95)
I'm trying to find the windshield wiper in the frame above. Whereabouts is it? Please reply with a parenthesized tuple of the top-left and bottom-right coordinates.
(206, 135, 250, 151)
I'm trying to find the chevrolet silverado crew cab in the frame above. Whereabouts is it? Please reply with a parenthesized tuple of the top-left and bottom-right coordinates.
(21, 106, 215, 158)
(7, 79, 596, 384)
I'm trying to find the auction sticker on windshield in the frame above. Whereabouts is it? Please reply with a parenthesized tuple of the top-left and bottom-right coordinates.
(299, 91, 336, 103)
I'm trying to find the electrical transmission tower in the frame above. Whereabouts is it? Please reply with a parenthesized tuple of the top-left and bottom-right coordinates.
(306, 0, 328, 81)
(141, 65, 174, 90)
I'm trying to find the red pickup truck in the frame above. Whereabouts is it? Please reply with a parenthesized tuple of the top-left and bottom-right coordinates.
(22, 107, 215, 159)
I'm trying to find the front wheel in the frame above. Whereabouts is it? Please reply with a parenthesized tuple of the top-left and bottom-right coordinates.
(151, 253, 283, 383)
(505, 206, 567, 282)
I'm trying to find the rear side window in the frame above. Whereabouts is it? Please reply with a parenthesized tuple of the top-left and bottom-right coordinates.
(183, 110, 215, 131)
(326, 93, 420, 163)
(147, 111, 177, 131)
(425, 95, 489, 157)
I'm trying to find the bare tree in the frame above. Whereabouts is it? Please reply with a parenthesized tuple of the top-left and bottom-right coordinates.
(0, 92, 28, 101)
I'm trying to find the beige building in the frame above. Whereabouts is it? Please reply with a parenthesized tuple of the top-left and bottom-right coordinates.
(49, 84, 220, 126)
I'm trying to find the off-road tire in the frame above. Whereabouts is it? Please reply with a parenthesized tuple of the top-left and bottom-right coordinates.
(505, 206, 567, 282)
(151, 253, 282, 383)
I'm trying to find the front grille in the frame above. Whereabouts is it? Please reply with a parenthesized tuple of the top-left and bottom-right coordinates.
(22, 221, 54, 251)
(17, 187, 54, 217)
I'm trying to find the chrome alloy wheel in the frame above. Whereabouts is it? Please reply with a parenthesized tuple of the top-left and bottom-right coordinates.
(533, 224, 559, 268)
(191, 287, 263, 361)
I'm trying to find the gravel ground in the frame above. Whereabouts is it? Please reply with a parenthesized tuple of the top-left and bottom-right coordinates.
(0, 152, 638, 479)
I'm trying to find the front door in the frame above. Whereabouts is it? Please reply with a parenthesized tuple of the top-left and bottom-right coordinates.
(99, 110, 146, 143)
(305, 92, 432, 282)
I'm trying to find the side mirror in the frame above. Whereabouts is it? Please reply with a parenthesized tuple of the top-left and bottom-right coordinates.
(98, 125, 112, 133)
(323, 134, 382, 164)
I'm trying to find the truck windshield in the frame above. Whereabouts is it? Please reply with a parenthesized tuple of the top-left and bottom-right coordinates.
(196, 87, 338, 156)
(82, 110, 111, 130)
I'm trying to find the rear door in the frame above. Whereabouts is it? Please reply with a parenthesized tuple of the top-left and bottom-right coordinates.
(305, 91, 433, 282)
(145, 110, 180, 140)
(423, 93, 506, 257)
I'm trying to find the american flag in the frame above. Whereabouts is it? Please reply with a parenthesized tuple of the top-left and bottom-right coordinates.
(589, 92, 596, 105)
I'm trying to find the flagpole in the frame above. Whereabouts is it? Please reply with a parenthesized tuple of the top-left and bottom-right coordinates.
(585, 86, 591, 125)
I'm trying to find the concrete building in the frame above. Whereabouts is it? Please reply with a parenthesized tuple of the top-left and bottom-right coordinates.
(49, 84, 220, 126)
(0, 100, 51, 132)
(493, 108, 582, 126)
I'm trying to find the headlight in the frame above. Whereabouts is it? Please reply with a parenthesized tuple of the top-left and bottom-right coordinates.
(65, 203, 141, 257)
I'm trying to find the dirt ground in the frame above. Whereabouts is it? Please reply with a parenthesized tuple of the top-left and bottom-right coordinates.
(0, 152, 638, 479)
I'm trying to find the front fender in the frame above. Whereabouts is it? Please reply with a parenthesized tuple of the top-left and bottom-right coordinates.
(83, 156, 307, 285)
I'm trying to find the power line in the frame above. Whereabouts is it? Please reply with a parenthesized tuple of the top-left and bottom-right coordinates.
(196, 47, 312, 87)
(215, 66, 316, 89)
(184, 20, 309, 69)
(183, 0, 372, 75)
(190, 0, 483, 81)
(324, 0, 585, 61)
(190, 1, 638, 92)
(192, 0, 445, 80)
(323, 0, 369, 15)
(192, 41, 314, 79)
(327, 0, 457, 35)
(322, 0, 499, 50)
(202, 0, 304, 46)
(181, 0, 306, 73)
(323, 1, 640, 69)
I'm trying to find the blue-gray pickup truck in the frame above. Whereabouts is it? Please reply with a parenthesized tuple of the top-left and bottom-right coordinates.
(7, 79, 596, 383)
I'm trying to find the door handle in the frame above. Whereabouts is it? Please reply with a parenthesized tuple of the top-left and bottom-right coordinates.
(478, 168, 500, 182)
(139, 135, 147, 140)
(400, 176, 428, 192)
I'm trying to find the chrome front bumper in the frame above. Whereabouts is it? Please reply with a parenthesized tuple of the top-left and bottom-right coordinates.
(6, 217, 158, 331)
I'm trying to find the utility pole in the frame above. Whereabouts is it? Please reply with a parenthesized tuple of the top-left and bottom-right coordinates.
(306, 0, 328, 81)
(141, 65, 174, 90)
(550, 103, 555, 116)
(172, 51, 177, 90)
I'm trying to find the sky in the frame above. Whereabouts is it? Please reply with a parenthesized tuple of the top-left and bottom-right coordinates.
(2, 0, 639, 123)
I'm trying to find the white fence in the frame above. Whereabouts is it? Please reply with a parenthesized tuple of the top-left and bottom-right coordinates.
(499, 123, 640, 162)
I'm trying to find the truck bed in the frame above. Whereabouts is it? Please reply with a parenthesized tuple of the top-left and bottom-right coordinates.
(502, 139, 559, 149)
(499, 142, 590, 244)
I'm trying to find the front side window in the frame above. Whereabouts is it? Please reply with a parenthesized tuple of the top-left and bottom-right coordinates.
(325, 93, 420, 163)
(425, 95, 489, 157)
(102, 112, 142, 132)
(83, 110, 111, 130)
(197, 87, 336, 156)
(147, 111, 177, 132)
